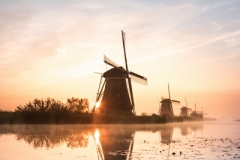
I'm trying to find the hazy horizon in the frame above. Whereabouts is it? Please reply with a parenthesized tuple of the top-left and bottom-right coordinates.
(1, 0, 240, 119)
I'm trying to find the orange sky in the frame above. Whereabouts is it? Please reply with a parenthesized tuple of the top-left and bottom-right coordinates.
(1, 0, 240, 119)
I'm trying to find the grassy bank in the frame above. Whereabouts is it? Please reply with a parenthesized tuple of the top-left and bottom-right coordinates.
(0, 112, 205, 124)
(0, 112, 167, 124)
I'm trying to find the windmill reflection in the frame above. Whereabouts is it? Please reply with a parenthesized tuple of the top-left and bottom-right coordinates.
(159, 125, 174, 159)
(160, 125, 174, 145)
(93, 126, 135, 160)
(179, 123, 192, 139)
(93, 129, 105, 160)
(189, 122, 203, 138)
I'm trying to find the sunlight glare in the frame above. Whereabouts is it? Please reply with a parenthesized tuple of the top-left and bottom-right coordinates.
(94, 129, 100, 145)
(95, 101, 101, 108)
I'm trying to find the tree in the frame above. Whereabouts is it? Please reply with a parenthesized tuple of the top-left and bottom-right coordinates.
(66, 97, 89, 113)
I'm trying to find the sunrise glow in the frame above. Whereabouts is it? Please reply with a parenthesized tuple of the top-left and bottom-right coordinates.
(0, 0, 240, 119)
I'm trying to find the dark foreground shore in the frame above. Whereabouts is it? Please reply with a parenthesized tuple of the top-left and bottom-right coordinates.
(0, 112, 206, 124)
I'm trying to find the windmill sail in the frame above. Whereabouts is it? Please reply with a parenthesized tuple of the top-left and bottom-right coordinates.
(129, 71, 147, 85)
(104, 55, 120, 68)
(122, 30, 135, 113)
(171, 100, 180, 104)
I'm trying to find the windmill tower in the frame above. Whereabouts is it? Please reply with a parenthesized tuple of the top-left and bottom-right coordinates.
(92, 31, 147, 115)
(158, 84, 180, 117)
(180, 98, 192, 117)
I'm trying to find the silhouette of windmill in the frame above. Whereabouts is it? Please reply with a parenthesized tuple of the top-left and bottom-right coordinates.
(93, 126, 135, 160)
(92, 31, 147, 115)
(158, 84, 180, 117)
(190, 103, 206, 119)
(180, 98, 192, 117)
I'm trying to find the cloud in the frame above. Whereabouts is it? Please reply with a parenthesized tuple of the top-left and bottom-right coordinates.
(209, 22, 223, 32)
(1, 0, 240, 91)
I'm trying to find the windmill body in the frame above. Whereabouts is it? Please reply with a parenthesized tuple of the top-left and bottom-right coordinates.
(180, 107, 191, 117)
(179, 98, 191, 117)
(189, 104, 204, 120)
(159, 99, 174, 117)
(98, 67, 133, 115)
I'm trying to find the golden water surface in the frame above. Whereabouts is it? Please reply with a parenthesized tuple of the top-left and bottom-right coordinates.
(0, 121, 240, 160)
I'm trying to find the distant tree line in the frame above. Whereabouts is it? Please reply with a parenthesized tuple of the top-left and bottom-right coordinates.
(4, 97, 91, 124)
(15, 97, 89, 114)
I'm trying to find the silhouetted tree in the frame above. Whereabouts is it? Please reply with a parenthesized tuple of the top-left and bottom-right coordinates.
(15, 98, 67, 113)
(66, 97, 89, 113)
(15, 97, 89, 114)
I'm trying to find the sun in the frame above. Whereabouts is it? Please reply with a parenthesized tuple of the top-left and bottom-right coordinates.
(95, 101, 101, 108)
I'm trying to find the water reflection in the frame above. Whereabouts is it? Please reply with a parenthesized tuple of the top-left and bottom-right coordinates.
(0, 125, 90, 149)
(2, 122, 239, 160)
(0, 124, 203, 152)
(160, 125, 173, 145)
(93, 126, 135, 160)
(93, 129, 104, 160)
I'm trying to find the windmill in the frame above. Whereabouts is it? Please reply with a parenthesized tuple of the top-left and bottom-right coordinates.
(190, 103, 205, 120)
(92, 31, 148, 115)
(158, 83, 180, 117)
(180, 98, 192, 117)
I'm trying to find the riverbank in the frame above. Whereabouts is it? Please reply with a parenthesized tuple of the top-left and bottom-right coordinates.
(0, 112, 207, 124)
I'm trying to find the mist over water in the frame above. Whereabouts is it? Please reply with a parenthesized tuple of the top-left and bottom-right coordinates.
(0, 121, 240, 160)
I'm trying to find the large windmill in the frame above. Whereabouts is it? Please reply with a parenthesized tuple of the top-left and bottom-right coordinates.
(158, 84, 180, 117)
(92, 31, 147, 115)
(180, 98, 192, 117)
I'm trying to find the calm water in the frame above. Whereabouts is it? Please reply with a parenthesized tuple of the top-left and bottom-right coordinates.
(0, 121, 240, 160)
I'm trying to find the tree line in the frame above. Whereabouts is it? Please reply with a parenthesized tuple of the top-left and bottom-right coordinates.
(0, 97, 91, 124)
(15, 97, 89, 114)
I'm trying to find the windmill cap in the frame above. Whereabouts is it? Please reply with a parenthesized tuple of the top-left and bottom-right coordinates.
(103, 67, 128, 78)
(161, 99, 171, 103)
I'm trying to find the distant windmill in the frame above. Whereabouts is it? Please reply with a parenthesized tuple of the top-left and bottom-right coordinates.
(158, 84, 180, 117)
(180, 98, 192, 117)
(92, 31, 148, 115)
(190, 103, 206, 119)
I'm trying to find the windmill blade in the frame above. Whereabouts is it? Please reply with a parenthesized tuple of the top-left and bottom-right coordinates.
(129, 71, 147, 85)
(104, 54, 120, 68)
(171, 100, 180, 104)
(121, 31, 135, 112)
(129, 75, 148, 85)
